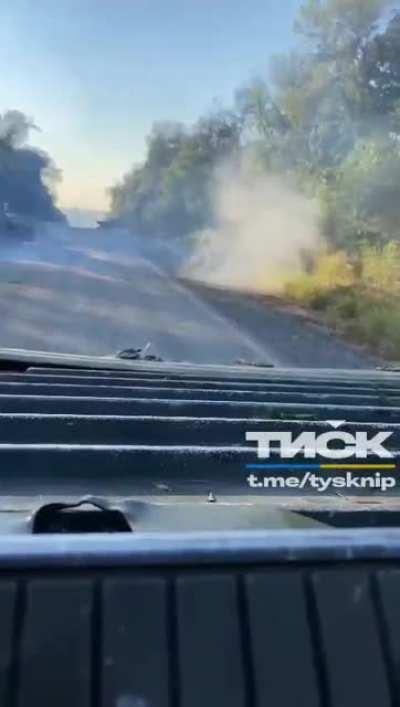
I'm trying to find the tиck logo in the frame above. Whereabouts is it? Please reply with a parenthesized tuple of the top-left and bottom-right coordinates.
(246, 420, 394, 460)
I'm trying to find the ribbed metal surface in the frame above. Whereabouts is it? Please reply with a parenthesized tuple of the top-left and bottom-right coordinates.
(0, 561, 399, 707)
(0, 366, 398, 496)
(0, 365, 399, 705)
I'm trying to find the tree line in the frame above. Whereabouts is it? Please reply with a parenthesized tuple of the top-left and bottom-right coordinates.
(0, 110, 65, 224)
(108, 0, 400, 254)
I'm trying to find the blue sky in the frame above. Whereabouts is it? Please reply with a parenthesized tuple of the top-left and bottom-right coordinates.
(0, 0, 301, 211)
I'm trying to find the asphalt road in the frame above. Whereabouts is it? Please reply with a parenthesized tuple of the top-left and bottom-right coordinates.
(0, 226, 377, 368)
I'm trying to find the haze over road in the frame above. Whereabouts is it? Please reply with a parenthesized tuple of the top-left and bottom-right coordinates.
(0, 227, 376, 368)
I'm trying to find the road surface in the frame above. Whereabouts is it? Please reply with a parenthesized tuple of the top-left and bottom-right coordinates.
(0, 226, 377, 368)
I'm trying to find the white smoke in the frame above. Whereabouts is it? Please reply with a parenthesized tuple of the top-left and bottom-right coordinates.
(183, 154, 322, 292)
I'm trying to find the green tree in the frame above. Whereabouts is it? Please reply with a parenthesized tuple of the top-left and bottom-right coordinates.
(108, 0, 400, 253)
(108, 110, 242, 238)
(0, 110, 65, 223)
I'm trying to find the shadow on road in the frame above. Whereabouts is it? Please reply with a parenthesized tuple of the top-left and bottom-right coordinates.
(0, 227, 378, 368)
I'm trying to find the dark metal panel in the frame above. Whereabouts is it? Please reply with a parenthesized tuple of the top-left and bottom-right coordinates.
(0, 381, 391, 406)
(0, 446, 396, 497)
(23, 362, 400, 385)
(245, 571, 320, 707)
(0, 582, 17, 705)
(102, 577, 169, 707)
(0, 414, 397, 446)
(375, 570, 400, 703)
(312, 570, 391, 707)
(1, 561, 400, 707)
(176, 573, 246, 707)
(0, 445, 253, 497)
(18, 579, 92, 707)
(0, 394, 399, 421)
(6, 372, 399, 394)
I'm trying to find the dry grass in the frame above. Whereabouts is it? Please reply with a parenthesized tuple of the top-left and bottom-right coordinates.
(284, 244, 400, 359)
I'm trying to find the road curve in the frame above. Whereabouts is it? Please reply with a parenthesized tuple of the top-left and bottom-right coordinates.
(0, 226, 377, 368)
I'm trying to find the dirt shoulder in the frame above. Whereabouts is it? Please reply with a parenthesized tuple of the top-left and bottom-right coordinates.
(182, 278, 380, 370)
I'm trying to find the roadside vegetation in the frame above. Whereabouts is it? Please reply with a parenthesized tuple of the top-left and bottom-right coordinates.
(0, 110, 65, 224)
(107, 0, 400, 360)
(285, 244, 400, 359)
(1, 2, 399, 360)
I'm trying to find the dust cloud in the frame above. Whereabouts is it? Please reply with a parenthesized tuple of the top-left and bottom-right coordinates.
(183, 155, 322, 293)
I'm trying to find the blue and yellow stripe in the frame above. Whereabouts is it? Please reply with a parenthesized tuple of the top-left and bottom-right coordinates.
(246, 463, 396, 471)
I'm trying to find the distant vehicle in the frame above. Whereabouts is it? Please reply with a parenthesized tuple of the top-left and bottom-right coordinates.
(0, 202, 34, 241)
(97, 217, 122, 229)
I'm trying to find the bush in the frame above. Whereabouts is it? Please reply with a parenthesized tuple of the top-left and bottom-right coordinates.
(283, 242, 400, 359)
(284, 251, 356, 308)
(360, 242, 400, 294)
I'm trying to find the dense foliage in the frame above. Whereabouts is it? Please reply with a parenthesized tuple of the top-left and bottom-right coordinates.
(108, 114, 241, 238)
(109, 0, 400, 252)
(0, 110, 65, 223)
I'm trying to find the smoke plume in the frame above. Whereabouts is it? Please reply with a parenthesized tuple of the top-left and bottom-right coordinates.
(183, 154, 322, 293)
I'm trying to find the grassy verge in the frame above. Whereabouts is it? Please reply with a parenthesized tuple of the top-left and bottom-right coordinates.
(283, 244, 400, 361)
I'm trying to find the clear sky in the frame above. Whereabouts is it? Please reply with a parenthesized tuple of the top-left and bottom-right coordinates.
(0, 0, 301, 212)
